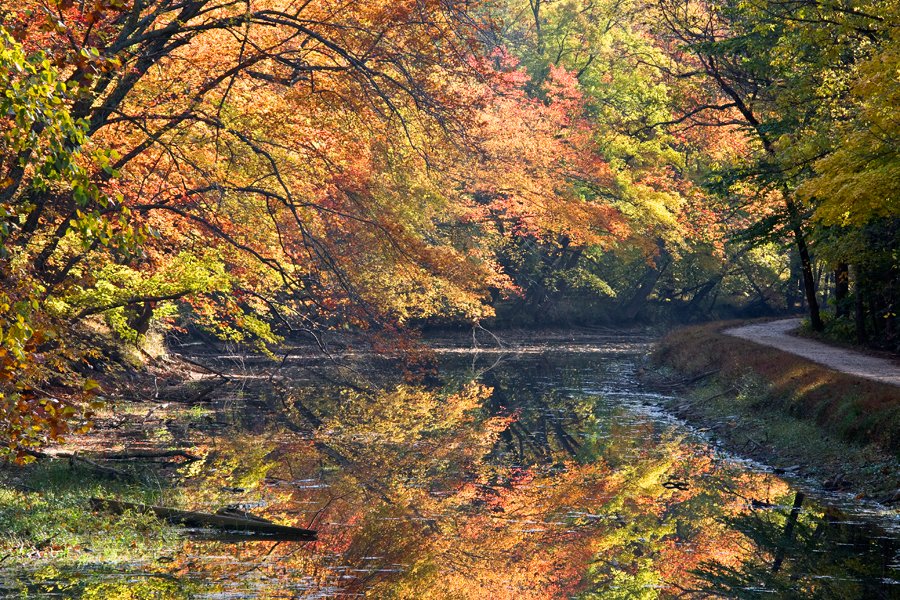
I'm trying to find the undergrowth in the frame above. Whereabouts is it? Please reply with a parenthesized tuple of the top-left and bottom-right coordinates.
(0, 460, 187, 597)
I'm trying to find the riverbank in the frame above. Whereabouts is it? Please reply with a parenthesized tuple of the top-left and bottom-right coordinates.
(651, 321, 900, 501)
(0, 356, 235, 597)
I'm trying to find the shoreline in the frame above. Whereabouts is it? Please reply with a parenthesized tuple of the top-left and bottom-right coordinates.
(650, 321, 900, 503)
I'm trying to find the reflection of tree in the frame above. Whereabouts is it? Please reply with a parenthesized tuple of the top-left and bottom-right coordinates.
(574, 436, 748, 599)
(692, 494, 899, 599)
(300, 362, 740, 598)
(181, 358, 776, 598)
(58, 353, 895, 599)
(480, 365, 596, 465)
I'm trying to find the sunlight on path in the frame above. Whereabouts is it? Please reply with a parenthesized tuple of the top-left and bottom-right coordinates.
(724, 319, 900, 388)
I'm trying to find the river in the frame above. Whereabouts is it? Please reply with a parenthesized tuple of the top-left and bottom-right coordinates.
(2, 332, 898, 598)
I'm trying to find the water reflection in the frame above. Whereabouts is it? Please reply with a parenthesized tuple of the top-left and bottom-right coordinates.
(694, 492, 899, 599)
(3, 337, 898, 598)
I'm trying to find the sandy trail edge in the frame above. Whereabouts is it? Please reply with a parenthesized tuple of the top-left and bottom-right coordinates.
(723, 318, 900, 388)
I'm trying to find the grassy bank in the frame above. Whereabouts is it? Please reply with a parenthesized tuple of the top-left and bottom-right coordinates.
(652, 321, 900, 499)
(0, 373, 219, 597)
(0, 459, 187, 597)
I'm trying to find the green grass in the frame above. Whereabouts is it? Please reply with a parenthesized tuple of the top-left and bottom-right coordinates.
(0, 459, 205, 598)
(0, 461, 179, 566)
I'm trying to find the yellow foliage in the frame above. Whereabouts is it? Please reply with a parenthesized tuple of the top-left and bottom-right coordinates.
(799, 28, 900, 226)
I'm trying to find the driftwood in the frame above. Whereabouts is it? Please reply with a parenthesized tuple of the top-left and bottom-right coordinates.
(703, 386, 738, 402)
(650, 369, 721, 390)
(172, 353, 230, 380)
(27, 448, 197, 479)
(90, 497, 317, 541)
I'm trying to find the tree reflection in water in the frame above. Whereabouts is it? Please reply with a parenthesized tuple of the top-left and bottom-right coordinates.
(6, 346, 898, 598)
(693, 492, 898, 599)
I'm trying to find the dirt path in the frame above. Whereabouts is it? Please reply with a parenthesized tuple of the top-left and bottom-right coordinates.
(724, 318, 900, 388)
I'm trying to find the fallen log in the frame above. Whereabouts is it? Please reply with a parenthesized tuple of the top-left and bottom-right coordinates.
(27, 451, 134, 481)
(101, 449, 200, 462)
(655, 369, 721, 390)
(90, 497, 317, 541)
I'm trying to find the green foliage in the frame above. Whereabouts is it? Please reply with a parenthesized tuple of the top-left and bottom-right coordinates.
(65, 251, 230, 342)
(0, 462, 176, 564)
(0, 29, 135, 252)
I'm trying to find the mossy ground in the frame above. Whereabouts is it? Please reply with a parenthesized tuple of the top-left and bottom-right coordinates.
(0, 370, 222, 597)
(0, 461, 176, 559)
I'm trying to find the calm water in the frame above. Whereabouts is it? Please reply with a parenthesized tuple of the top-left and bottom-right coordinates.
(3, 334, 899, 598)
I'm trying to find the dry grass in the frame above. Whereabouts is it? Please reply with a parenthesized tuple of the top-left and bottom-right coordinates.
(655, 322, 900, 457)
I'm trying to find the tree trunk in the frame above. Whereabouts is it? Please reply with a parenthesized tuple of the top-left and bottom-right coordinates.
(786, 248, 801, 311)
(870, 294, 883, 339)
(852, 264, 867, 344)
(621, 241, 670, 321)
(127, 301, 155, 336)
(834, 262, 849, 318)
(788, 214, 823, 330)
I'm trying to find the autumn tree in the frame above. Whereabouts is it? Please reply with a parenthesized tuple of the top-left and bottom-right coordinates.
(797, 9, 900, 348)
(472, 0, 692, 322)
(0, 0, 639, 454)
(647, 0, 899, 333)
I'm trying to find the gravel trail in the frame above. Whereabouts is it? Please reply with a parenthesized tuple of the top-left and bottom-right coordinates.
(724, 318, 900, 388)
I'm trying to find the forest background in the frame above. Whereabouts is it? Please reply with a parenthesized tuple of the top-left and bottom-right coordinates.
(0, 0, 897, 457)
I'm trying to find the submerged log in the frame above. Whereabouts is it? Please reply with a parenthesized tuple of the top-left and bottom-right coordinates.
(101, 449, 200, 462)
(90, 497, 317, 541)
